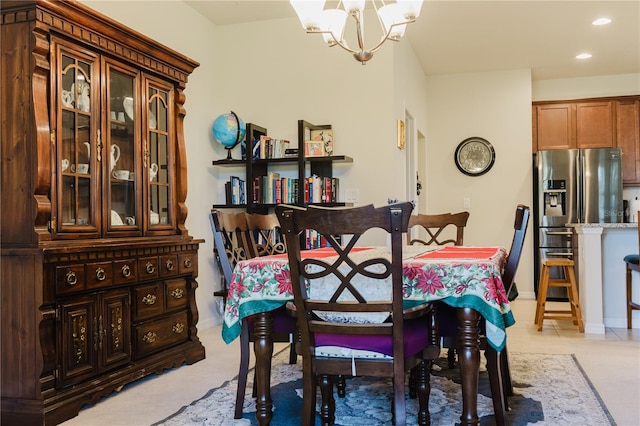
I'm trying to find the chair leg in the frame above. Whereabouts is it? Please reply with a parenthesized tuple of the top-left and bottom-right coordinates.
(485, 347, 506, 426)
(235, 320, 251, 419)
(416, 360, 431, 426)
(501, 346, 514, 399)
(392, 368, 407, 426)
(319, 374, 335, 426)
(288, 341, 297, 364)
(627, 264, 633, 329)
(302, 363, 317, 426)
(336, 375, 347, 398)
(447, 347, 456, 369)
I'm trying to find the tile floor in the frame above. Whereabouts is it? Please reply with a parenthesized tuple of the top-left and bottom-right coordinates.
(61, 299, 640, 426)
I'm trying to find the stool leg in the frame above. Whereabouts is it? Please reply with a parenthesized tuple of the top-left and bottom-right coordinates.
(627, 264, 633, 330)
(566, 266, 584, 333)
(535, 265, 547, 324)
(565, 266, 579, 326)
(536, 265, 550, 331)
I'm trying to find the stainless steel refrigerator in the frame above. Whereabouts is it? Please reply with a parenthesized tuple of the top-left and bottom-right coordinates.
(533, 148, 623, 299)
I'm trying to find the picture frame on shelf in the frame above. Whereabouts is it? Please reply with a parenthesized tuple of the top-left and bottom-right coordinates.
(305, 140, 325, 157)
(310, 128, 334, 156)
(397, 119, 405, 149)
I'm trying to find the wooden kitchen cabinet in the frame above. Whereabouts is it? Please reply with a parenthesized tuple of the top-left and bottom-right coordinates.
(534, 101, 615, 151)
(533, 96, 640, 185)
(1, 1, 204, 424)
(616, 99, 640, 185)
(534, 103, 576, 150)
(575, 101, 614, 148)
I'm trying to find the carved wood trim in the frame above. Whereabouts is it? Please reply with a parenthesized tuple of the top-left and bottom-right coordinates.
(2, 0, 199, 84)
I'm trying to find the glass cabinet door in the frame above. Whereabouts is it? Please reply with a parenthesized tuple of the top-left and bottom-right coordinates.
(57, 46, 99, 234)
(106, 61, 140, 232)
(146, 79, 173, 229)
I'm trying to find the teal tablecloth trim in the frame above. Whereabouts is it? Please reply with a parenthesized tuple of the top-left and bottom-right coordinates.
(222, 299, 288, 344)
(438, 294, 515, 352)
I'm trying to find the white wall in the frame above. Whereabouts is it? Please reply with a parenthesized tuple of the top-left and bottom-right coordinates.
(82, 1, 428, 327)
(532, 73, 640, 101)
(76, 1, 640, 321)
(81, 0, 223, 328)
(425, 70, 535, 297)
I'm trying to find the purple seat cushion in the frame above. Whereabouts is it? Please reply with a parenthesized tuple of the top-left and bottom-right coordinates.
(247, 307, 297, 334)
(314, 316, 431, 358)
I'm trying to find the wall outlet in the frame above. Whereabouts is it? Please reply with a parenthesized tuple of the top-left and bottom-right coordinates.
(345, 189, 359, 203)
(463, 197, 471, 208)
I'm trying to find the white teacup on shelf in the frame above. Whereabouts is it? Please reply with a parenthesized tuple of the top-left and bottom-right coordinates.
(150, 211, 159, 225)
(149, 163, 158, 182)
(71, 163, 89, 174)
(112, 170, 129, 180)
(61, 158, 70, 172)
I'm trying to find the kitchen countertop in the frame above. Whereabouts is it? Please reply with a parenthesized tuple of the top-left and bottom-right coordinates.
(567, 222, 638, 229)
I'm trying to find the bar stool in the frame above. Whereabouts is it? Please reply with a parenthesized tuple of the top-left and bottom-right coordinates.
(535, 258, 584, 332)
(624, 254, 640, 329)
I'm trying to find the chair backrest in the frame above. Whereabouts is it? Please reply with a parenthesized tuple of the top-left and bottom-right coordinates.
(407, 211, 470, 246)
(245, 213, 286, 257)
(502, 204, 530, 295)
(209, 209, 252, 289)
(276, 203, 414, 359)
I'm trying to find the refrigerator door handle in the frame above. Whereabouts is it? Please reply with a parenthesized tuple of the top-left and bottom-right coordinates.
(576, 151, 583, 223)
(546, 231, 573, 236)
(546, 251, 574, 257)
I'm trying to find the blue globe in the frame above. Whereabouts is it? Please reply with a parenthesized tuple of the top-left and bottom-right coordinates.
(212, 111, 246, 159)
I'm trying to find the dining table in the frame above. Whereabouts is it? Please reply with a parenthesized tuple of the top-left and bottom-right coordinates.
(222, 244, 514, 426)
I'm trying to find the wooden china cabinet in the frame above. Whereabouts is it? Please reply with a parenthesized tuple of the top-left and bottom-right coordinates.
(1, 1, 205, 424)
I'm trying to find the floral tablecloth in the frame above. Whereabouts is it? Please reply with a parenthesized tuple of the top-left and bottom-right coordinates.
(221, 245, 514, 351)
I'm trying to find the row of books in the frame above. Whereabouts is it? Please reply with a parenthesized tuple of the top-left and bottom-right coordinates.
(224, 174, 339, 206)
(304, 229, 331, 249)
(254, 173, 339, 205)
(252, 135, 291, 159)
(224, 176, 246, 205)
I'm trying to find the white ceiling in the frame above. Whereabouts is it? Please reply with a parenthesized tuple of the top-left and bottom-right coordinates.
(184, 0, 640, 80)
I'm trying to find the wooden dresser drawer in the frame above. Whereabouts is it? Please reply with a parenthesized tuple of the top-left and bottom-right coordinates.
(138, 256, 159, 281)
(166, 279, 188, 311)
(133, 311, 188, 359)
(56, 264, 86, 294)
(159, 254, 179, 277)
(86, 261, 114, 290)
(179, 252, 196, 275)
(132, 282, 165, 320)
(113, 259, 138, 285)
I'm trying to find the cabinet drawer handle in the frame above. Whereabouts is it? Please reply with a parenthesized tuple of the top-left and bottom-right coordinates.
(165, 259, 174, 271)
(145, 262, 156, 274)
(121, 264, 131, 278)
(172, 322, 185, 334)
(96, 267, 106, 281)
(142, 331, 157, 344)
(142, 294, 157, 305)
(66, 271, 78, 286)
(183, 258, 192, 268)
(171, 288, 184, 299)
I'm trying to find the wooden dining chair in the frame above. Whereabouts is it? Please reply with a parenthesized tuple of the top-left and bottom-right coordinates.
(436, 204, 530, 426)
(407, 211, 470, 368)
(276, 203, 439, 426)
(407, 211, 470, 246)
(209, 209, 297, 419)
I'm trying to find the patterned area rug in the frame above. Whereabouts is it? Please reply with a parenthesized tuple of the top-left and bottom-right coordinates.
(154, 349, 615, 426)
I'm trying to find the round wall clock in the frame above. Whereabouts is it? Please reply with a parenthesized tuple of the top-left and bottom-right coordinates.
(454, 137, 496, 176)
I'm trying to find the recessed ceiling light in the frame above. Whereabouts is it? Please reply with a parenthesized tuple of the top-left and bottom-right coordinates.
(592, 18, 612, 26)
(576, 53, 592, 60)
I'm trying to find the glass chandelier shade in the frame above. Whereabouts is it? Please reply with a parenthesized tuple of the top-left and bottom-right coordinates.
(290, 0, 424, 64)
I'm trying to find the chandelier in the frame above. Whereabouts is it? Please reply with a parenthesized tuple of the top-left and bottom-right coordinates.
(290, 0, 423, 64)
